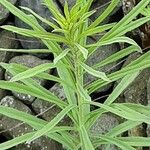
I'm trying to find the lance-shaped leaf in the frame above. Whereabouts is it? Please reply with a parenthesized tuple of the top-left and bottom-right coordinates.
(20, 6, 60, 30)
(75, 43, 88, 59)
(98, 135, 135, 150)
(0, 48, 50, 53)
(27, 105, 76, 143)
(89, 0, 120, 29)
(0, 25, 68, 44)
(10, 63, 56, 82)
(80, 62, 110, 82)
(80, 23, 115, 38)
(54, 49, 70, 65)
(80, 126, 95, 150)
(87, 36, 142, 53)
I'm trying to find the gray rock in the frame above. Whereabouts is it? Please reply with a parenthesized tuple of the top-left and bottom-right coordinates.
(0, 0, 17, 24)
(90, 113, 120, 150)
(0, 96, 62, 150)
(0, 30, 19, 100)
(5, 55, 51, 104)
(15, 0, 58, 51)
(0, 30, 19, 79)
(116, 53, 150, 150)
(32, 83, 70, 125)
(85, 36, 120, 92)
(122, 53, 150, 105)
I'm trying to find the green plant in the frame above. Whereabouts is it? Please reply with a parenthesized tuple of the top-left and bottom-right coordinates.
(0, 0, 150, 149)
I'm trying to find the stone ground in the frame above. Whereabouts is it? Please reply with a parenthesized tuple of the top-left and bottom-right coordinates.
(0, 0, 150, 150)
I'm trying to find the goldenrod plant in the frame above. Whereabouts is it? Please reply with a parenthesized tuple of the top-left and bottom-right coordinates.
(0, 0, 150, 149)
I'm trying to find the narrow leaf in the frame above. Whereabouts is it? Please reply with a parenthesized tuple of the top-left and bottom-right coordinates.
(10, 63, 55, 82)
(76, 43, 88, 59)
(80, 62, 110, 82)
(27, 105, 75, 143)
(54, 49, 70, 65)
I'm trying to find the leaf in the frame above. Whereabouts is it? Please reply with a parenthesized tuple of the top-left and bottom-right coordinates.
(0, 132, 35, 150)
(43, 0, 66, 24)
(89, 0, 120, 28)
(0, 106, 76, 149)
(54, 49, 70, 65)
(92, 46, 138, 69)
(1, 25, 68, 44)
(0, 0, 43, 30)
(0, 48, 50, 53)
(87, 36, 142, 53)
(87, 51, 150, 93)
(80, 62, 110, 82)
(64, 1, 70, 20)
(20, 6, 59, 30)
(75, 43, 88, 59)
(80, 23, 115, 38)
(27, 105, 75, 143)
(10, 63, 55, 82)
(106, 120, 141, 137)
(119, 137, 150, 147)
(99, 135, 135, 150)
(80, 126, 95, 150)
(104, 71, 139, 105)
(0, 80, 66, 108)
(101, 0, 150, 40)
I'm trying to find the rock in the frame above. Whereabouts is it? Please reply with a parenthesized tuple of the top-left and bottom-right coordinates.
(32, 83, 70, 125)
(122, 53, 150, 105)
(0, 0, 17, 24)
(116, 52, 150, 150)
(85, 36, 120, 92)
(5, 55, 51, 104)
(0, 30, 19, 100)
(15, 0, 58, 54)
(0, 30, 19, 79)
(90, 113, 120, 150)
(0, 96, 62, 150)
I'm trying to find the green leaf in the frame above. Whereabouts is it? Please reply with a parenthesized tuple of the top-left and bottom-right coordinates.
(87, 36, 142, 53)
(0, 106, 76, 149)
(104, 71, 139, 105)
(54, 49, 70, 65)
(92, 46, 138, 69)
(99, 135, 135, 150)
(106, 120, 142, 137)
(101, 0, 150, 40)
(75, 43, 88, 59)
(0, 80, 66, 108)
(80, 23, 115, 38)
(0, 132, 35, 150)
(119, 137, 150, 147)
(64, 1, 70, 21)
(0, 48, 51, 53)
(20, 6, 59, 30)
(43, 0, 66, 24)
(80, 126, 95, 150)
(89, 0, 120, 28)
(27, 105, 76, 143)
(1, 25, 68, 44)
(80, 62, 110, 82)
(0, 0, 43, 30)
(10, 63, 55, 82)
(87, 51, 150, 93)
